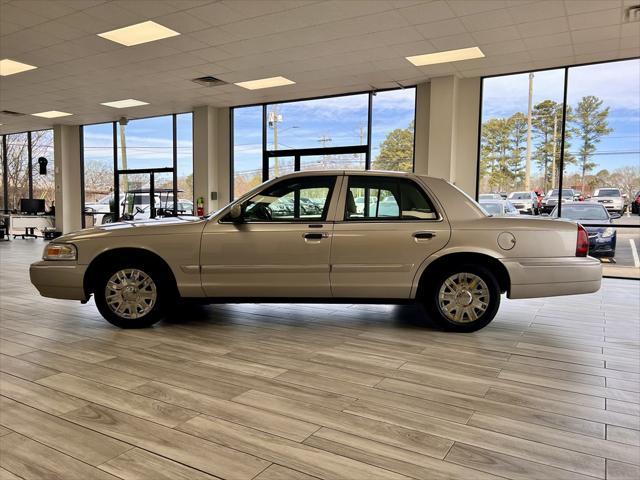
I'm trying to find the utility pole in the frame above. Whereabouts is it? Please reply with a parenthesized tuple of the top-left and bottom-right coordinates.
(268, 106, 282, 176)
(551, 112, 558, 189)
(119, 117, 129, 196)
(524, 72, 534, 191)
(318, 135, 332, 168)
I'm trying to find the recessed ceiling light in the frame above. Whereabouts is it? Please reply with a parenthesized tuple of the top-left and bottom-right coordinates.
(98, 21, 180, 46)
(31, 111, 73, 118)
(406, 47, 485, 66)
(234, 76, 295, 90)
(101, 99, 149, 108)
(0, 59, 37, 76)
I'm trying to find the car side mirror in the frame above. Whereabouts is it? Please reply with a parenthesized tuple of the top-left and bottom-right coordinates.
(610, 212, 621, 219)
(229, 203, 244, 223)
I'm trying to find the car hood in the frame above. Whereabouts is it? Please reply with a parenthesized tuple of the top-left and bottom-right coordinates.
(54, 216, 206, 242)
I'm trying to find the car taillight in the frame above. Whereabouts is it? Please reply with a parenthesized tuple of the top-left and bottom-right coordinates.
(576, 223, 589, 257)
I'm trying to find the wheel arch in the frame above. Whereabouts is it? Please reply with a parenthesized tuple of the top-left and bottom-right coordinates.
(83, 247, 179, 298)
(413, 250, 511, 298)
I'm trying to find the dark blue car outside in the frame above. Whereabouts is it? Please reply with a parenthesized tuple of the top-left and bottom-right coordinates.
(550, 202, 618, 258)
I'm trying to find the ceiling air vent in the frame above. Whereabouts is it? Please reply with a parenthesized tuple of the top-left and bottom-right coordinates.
(624, 4, 640, 22)
(0, 110, 25, 116)
(192, 76, 227, 87)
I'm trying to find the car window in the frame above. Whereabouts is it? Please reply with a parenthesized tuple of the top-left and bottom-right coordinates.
(345, 176, 437, 221)
(481, 202, 501, 215)
(595, 189, 620, 197)
(243, 176, 335, 222)
(560, 205, 609, 220)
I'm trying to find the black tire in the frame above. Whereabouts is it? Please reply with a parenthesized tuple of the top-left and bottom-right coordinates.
(419, 264, 501, 332)
(94, 261, 172, 328)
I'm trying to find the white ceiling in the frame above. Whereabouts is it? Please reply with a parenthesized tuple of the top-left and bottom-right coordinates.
(1, 0, 638, 134)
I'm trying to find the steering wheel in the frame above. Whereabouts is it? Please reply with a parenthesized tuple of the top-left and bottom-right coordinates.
(252, 203, 272, 221)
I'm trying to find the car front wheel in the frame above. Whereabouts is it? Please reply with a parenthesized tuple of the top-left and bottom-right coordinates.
(420, 265, 501, 332)
(94, 263, 170, 328)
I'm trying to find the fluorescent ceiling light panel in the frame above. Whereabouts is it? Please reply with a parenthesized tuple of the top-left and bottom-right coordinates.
(0, 59, 37, 76)
(31, 111, 73, 118)
(406, 47, 484, 66)
(98, 21, 180, 46)
(235, 76, 295, 90)
(101, 99, 149, 108)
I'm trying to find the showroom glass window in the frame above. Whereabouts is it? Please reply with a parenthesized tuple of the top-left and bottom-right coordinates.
(478, 58, 640, 279)
(231, 87, 417, 199)
(371, 89, 416, 172)
(81, 113, 194, 220)
(176, 113, 194, 203)
(1, 129, 54, 212)
(83, 122, 115, 206)
(233, 106, 263, 198)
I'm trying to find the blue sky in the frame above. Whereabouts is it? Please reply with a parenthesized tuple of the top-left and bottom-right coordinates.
(482, 58, 640, 176)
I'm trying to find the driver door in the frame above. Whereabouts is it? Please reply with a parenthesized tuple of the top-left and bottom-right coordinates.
(200, 175, 339, 297)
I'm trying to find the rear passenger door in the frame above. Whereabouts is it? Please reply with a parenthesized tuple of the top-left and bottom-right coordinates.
(330, 175, 450, 298)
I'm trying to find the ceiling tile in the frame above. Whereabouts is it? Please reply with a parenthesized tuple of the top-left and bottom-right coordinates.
(415, 18, 467, 39)
(517, 16, 569, 37)
(564, 0, 620, 16)
(460, 8, 515, 32)
(507, 0, 565, 24)
(396, 1, 456, 25)
(471, 25, 521, 44)
(568, 8, 623, 30)
(448, 0, 508, 16)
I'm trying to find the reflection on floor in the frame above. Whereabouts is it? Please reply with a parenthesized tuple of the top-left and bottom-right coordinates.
(1, 240, 639, 480)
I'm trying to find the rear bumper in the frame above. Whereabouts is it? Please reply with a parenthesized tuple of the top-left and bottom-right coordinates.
(29, 261, 87, 301)
(501, 256, 602, 299)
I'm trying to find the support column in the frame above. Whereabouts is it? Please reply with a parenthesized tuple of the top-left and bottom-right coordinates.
(414, 76, 481, 197)
(193, 105, 230, 213)
(53, 125, 82, 233)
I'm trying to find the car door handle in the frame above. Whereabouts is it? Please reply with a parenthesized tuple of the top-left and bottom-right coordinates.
(304, 232, 329, 240)
(413, 231, 436, 239)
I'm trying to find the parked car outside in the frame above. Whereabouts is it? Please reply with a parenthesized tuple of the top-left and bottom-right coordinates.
(507, 191, 539, 215)
(550, 202, 619, 258)
(31, 170, 601, 332)
(479, 193, 503, 200)
(631, 190, 640, 214)
(541, 188, 577, 213)
(592, 187, 625, 214)
(480, 200, 520, 217)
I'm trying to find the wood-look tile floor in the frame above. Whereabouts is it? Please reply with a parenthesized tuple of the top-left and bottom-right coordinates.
(1, 240, 639, 480)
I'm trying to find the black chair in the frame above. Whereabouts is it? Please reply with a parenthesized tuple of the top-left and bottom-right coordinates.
(0, 218, 9, 241)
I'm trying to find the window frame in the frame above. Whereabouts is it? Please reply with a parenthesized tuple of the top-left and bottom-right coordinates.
(222, 175, 339, 224)
(343, 175, 439, 223)
(0, 129, 54, 213)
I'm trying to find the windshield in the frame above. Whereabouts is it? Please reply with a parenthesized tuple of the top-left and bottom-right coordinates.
(509, 192, 529, 199)
(558, 205, 609, 220)
(481, 203, 502, 215)
(595, 189, 620, 197)
(546, 189, 574, 198)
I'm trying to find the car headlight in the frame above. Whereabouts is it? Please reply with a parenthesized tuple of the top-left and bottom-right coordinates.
(601, 227, 615, 238)
(43, 243, 77, 261)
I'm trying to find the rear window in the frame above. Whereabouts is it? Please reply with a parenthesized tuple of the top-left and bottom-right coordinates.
(595, 189, 620, 197)
(509, 192, 530, 199)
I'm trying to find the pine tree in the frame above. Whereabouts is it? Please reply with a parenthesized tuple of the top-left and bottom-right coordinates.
(373, 121, 414, 172)
(532, 100, 574, 192)
(573, 96, 613, 191)
(480, 118, 513, 191)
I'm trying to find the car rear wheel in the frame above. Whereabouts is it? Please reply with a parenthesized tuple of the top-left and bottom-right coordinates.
(94, 263, 170, 328)
(420, 264, 500, 332)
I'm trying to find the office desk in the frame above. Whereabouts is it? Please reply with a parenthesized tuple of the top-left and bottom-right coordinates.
(2, 214, 55, 239)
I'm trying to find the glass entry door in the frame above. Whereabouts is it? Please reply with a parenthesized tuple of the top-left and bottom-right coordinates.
(115, 167, 176, 221)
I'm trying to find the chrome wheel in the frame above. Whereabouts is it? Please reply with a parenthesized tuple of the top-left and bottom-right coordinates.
(105, 268, 157, 320)
(438, 272, 489, 324)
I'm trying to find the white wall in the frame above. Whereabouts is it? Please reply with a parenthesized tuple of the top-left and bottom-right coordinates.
(193, 106, 230, 213)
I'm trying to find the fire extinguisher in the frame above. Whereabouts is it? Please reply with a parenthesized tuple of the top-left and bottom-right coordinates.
(196, 196, 205, 217)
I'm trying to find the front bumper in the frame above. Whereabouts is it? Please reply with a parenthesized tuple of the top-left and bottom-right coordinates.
(30, 261, 88, 301)
(501, 256, 602, 299)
